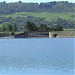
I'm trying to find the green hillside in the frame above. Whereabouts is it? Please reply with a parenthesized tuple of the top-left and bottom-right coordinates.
(0, 1, 75, 37)
(0, 12, 75, 32)
(5, 12, 75, 22)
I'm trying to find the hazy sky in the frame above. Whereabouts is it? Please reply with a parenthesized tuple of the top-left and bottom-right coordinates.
(0, 0, 74, 3)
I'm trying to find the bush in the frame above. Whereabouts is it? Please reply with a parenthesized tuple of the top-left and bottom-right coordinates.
(11, 31, 15, 35)
(50, 25, 63, 31)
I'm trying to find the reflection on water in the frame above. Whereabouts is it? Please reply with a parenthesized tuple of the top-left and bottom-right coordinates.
(0, 38, 74, 75)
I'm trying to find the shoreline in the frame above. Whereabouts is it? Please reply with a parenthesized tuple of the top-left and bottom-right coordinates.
(0, 35, 75, 39)
(0, 31, 75, 38)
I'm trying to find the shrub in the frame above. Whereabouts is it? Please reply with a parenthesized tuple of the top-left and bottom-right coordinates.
(11, 31, 15, 35)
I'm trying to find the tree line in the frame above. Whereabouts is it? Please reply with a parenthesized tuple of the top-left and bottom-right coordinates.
(0, 16, 75, 33)
(0, 1, 74, 14)
(24, 21, 63, 32)
(0, 21, 63, 34)
(0, 22, 17, 32)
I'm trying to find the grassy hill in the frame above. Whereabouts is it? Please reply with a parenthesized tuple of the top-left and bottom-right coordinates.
(4, 12, 75, 22)
(0, 1, 75, 37)
(0, 12, 75, 32)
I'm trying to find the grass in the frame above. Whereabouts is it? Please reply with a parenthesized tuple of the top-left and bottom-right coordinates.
(52, 31, 75, 37)
(64, 29, 75, 31)
(4, 12, 75, 22)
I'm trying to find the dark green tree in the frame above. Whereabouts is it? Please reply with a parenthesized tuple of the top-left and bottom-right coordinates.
(30, 23, 38, 31)
(38, 24, 49, 31)
(19, 1, 22, 3)
(7, 24, 13, 32)
(24, 21, 30, 31)
(1, 25, 6, 32)
(24, 21, 38, 31)
(11, 31, 15, 35)
(50, 25, 63, 31)
(3, 1, 6, 3)
(12, 24, 17, 32)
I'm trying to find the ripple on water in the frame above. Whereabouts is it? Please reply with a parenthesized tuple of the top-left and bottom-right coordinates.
(0, 56, 74, 74)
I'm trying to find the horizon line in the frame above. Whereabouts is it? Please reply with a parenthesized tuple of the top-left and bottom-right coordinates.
(0, 1, 75, 3)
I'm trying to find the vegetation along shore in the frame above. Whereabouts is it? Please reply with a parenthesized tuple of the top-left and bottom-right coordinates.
(0, 1, 75, 38)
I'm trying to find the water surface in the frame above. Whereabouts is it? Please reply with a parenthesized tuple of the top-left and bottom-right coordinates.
(0, 38, 74, 75)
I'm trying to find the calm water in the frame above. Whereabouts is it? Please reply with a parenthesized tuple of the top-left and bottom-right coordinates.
(0, 38, 74, 75)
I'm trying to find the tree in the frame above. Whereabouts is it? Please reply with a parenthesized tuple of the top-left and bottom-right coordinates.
(24, 21, 30, 31)
(24, 21, 38, 31)
(38, 24, 50, 31)
(19, 1, 22, 3)
(1, 25, 6, 32)
(3, 1, 6, 3)
(50, 25, 63, 31)
(30, 23, 38, 31)
(12, 24, 17, 32)
(6, 24, 13, 32)
(11, 31, 15, 35)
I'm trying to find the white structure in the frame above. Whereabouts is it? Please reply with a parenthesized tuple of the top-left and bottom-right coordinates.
(49, 32, 57, 38)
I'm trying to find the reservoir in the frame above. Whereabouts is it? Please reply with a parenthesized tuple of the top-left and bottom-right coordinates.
(0, 38, 74, 75)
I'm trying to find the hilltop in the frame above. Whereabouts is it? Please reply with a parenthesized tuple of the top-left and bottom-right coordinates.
(0, 1, 75, 14)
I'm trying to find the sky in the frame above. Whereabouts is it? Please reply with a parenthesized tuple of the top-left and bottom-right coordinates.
(0, 0, 75, 3)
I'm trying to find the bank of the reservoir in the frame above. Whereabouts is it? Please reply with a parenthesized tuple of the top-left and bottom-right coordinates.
(0, 31, 75, 38)
(15, 31, 57, 38)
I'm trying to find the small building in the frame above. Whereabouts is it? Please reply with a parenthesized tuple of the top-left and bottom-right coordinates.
(15, 31, 57, 38)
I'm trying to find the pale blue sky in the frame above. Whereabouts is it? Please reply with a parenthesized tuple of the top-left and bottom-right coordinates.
(0, 0, 74, 3)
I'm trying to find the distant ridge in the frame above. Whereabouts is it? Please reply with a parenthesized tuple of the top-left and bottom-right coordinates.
(0, 1, 75, 3)
(0, 1, 75, 14)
